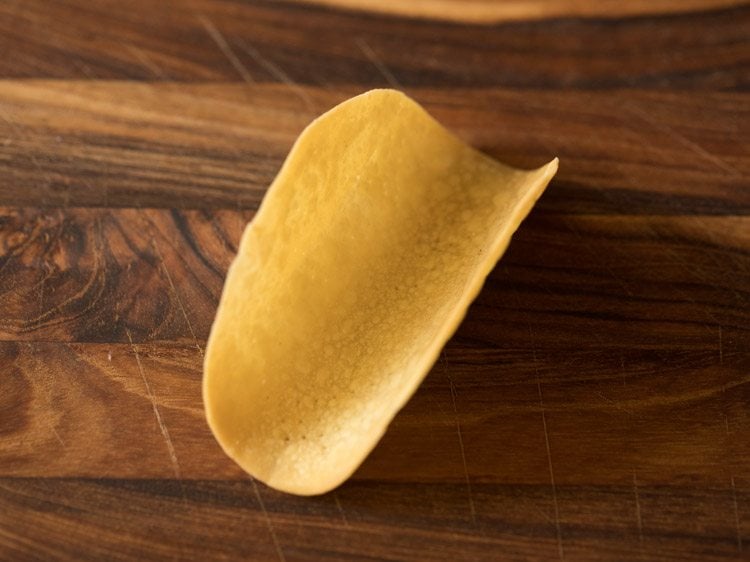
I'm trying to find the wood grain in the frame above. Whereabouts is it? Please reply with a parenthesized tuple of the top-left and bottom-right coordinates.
(1, 208, 748, 345)
(2, 335, 748, 556)
(0, 207, 248, 343)
(0, 1, 747, 88)
(1, 0, 749, 559)
(1, 478, 747, 561)
(2, 336, 749, 483)
(1, 83, 748, 213)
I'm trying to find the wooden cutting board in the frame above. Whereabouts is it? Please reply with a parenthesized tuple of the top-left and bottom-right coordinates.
(1, 1, 749, 560)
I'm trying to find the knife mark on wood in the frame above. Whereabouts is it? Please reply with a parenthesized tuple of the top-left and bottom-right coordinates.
(449, 377, 477, 528)
(623, 103, 740, 178)
(333, 493, 350, 528)
(69, 58, 96, 79)
(595, 391, 634, 417)
(121, 42, 168, 80)
(0, 107, 56, 195)
(234, 39, 314, 112)
(198, 15, 254, 84)
(633, 471, 644, 554)
(730, 476, 743, 553)
(150, 236, 203, 357)
(355, 37, 401, 89)
(250, 479, 287, 562)
(51, 427, 66, 448)
(536, 356, 564, 560)
(126, 329, 184, 495)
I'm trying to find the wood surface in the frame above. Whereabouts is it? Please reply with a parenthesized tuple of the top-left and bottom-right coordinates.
(1, 1, 749, 561)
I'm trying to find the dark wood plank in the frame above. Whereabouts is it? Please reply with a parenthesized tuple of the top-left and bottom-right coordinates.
(2, 337, 748, 484)
(1, 478, 747, 561)
(0, 1, 747, 88)
(1, 83, 748, 213)
(1, 208, 747, 345)
(0, 83, 312, 210)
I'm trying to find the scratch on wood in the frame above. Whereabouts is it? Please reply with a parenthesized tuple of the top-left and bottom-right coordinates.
(51, 427, 65, 448)
(333, 493, 350, 528)
(448, 378, 477, 527)
(577, 373, 750, 415)
(198, 15, 254, 83)
(516, 270, 579, 557)
(355, 37, 402, 88)
(251, 479, 287, 562)
(70, 58, 96, 79)
(234, 39, 314, 111)
(633, 471, 644, 549)
(624, 103, 740, 177)
(731, 476, 743, 553)
(36, 358, 67, 449)
(122, 42, 168, 80)
(719, 325, 724, 365)
(537, 372, 564, 560)
(428, 392, 450, 419)
(126, 329, 184, 488)
(595, 390, 634, 417)
(38, 267, 45, 315)
(722, 377, 742, 554)
(151, 236, 204, 357)
(53, 136, 99, 203)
